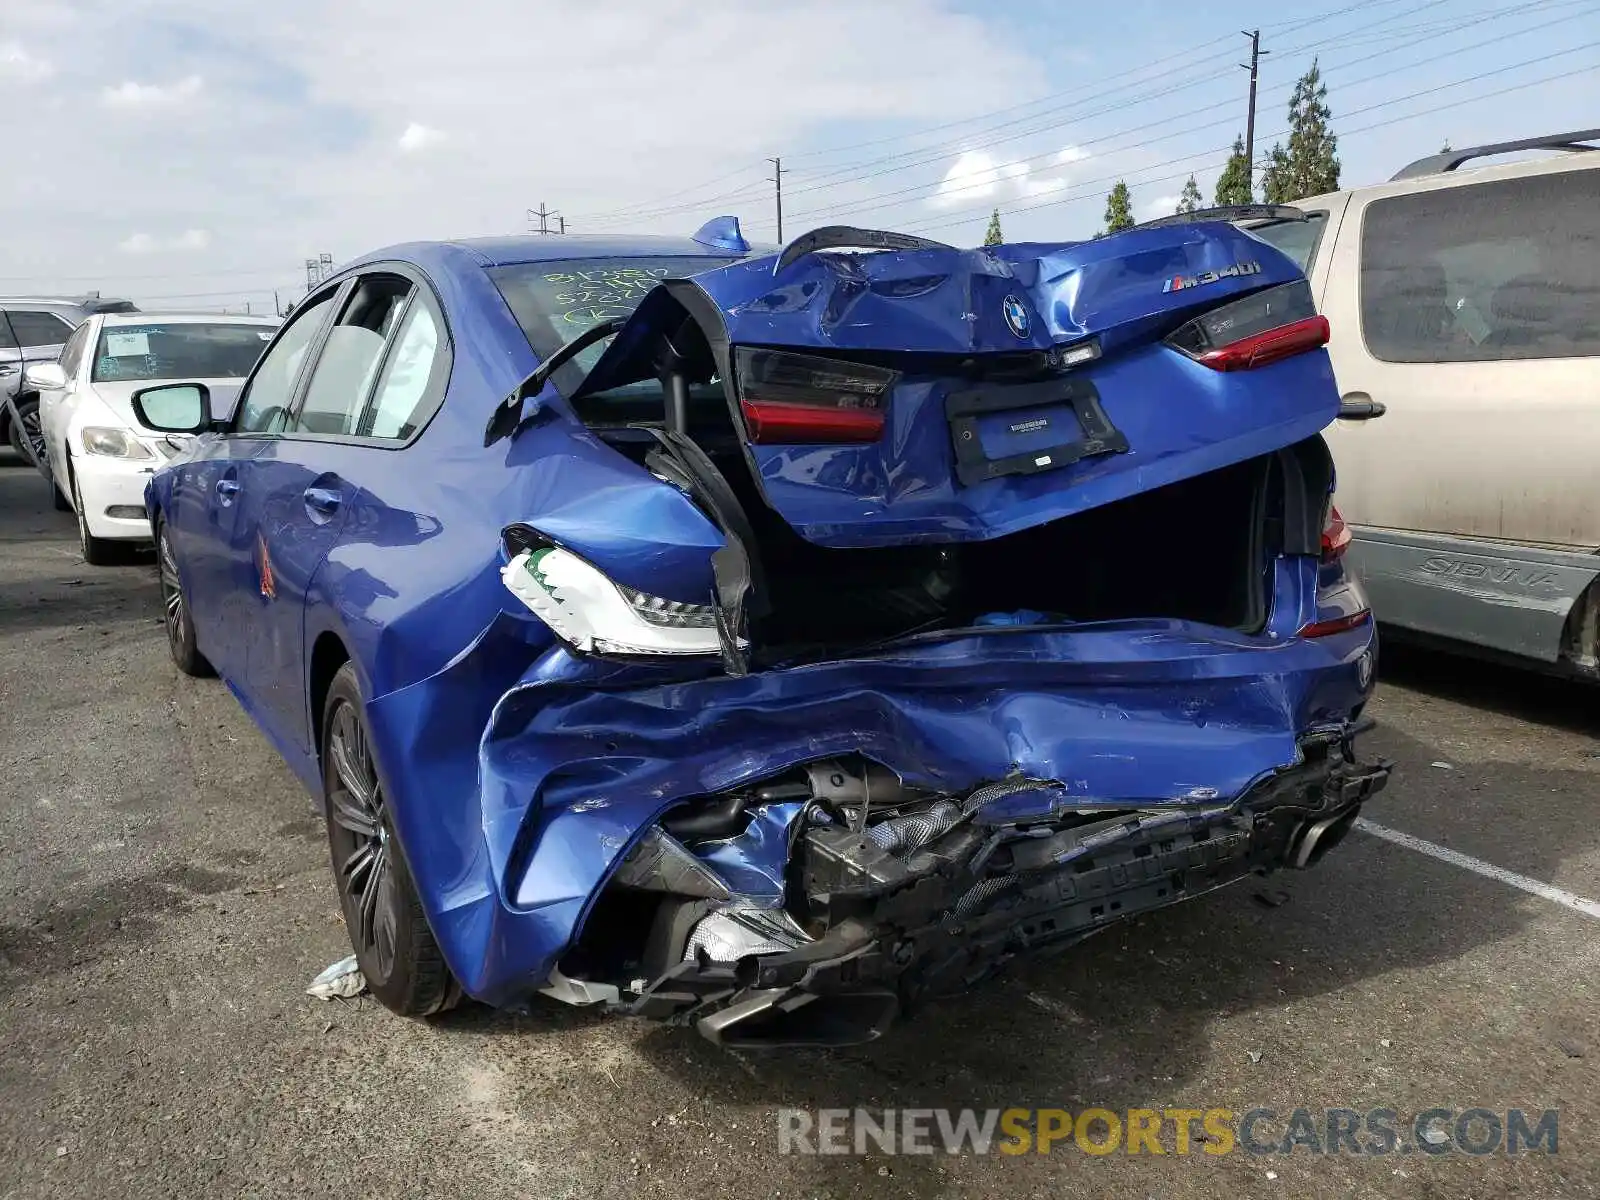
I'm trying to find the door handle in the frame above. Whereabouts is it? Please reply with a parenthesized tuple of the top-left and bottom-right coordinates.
(215, 479, 240, 497)
(1337, 392, 1387, 421)
(303, 486, 341, 516)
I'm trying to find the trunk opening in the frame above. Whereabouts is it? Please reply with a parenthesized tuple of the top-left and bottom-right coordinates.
(584, 396, 1287, 663)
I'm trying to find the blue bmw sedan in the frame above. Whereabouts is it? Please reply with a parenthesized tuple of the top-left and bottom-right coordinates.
(136, 214, 1389, 1045)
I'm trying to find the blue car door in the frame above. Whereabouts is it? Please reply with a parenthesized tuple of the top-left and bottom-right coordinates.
(235, 273, 418, 758)
(173, 288, 341, 683)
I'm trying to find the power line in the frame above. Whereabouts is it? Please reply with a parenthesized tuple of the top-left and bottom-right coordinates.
(573, 0, 1451, 228)
(578, 0, 1468, 231)
(783, 0, 1596, 227)
(900, 53, 1599, 237)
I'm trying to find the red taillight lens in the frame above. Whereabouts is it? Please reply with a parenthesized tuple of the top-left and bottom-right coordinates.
(1196, 314, 1329, 371)
(1167, 279, 1328, 372)
(739, 399, 885, 443)
(1321, 503, 1351, 561)
(734, 346, 897, 444)
(1299, 609, 1371, 638)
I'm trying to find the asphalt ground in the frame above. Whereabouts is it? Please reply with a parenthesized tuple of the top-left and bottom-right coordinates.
(1, 447, 1596, 1199)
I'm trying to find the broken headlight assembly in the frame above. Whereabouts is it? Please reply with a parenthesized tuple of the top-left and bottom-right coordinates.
(500, 535, 738, 657)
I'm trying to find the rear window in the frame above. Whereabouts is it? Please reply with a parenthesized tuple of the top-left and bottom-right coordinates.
(487, 256, 739, 389)
(1359, 169, 1600, 362)
(1247, 213, 1328, 273)
(91, 322, 278, 383)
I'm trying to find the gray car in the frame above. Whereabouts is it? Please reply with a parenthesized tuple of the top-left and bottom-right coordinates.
(1, 295, 138, 466)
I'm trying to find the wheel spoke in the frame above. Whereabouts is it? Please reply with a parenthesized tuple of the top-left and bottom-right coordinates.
(339, 839, 377, 887)
(328, 787, 375, 838)
(372, 863, 398, 975)
(329, 725, 375, 813)
(358, 845, 386, 949)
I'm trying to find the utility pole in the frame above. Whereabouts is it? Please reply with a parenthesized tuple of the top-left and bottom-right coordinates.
(273, 289, 282, 317)
(769, 157, 784, 243)
(1241, 30, 1269, 182)
(528, 203, 565, 234)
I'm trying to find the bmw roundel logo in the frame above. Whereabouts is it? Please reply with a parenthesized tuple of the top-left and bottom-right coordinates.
(1002, 294, 1031, 340)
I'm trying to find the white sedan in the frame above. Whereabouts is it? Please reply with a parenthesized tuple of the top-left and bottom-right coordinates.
(26, 311, 280, 564)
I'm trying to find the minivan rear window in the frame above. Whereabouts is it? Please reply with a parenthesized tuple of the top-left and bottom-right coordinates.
(1359, 169, 1600, 362)
(1247, 212, 1328, 273)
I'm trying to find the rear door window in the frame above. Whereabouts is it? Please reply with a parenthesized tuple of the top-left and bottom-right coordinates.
(1359, 168, 1600, 362)
(290, 276, 412, 436)
(1, 310, 74, 349)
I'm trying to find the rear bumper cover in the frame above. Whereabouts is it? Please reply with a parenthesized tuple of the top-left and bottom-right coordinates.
(630, 736, 1390, 1047)
(365, 553, 1380, 1015)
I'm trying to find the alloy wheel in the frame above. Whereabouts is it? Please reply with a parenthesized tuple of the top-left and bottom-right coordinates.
(326, 699, 399, 982)
(20, 404, 44, 466)
(71, 471, 90, 559)
(158, 528, 186, 655)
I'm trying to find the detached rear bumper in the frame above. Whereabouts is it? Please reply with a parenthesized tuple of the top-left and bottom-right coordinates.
(624, 732, 1390, 1047)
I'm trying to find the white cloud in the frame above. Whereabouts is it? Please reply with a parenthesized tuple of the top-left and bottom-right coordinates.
(119, 229, 211, 254)
(102, 75, 203, 108)
(1139, 194, 1182, 220)
(0, 40, 54, 83)
(930, 144, 1089, 208)
(397, 122, 444, 153)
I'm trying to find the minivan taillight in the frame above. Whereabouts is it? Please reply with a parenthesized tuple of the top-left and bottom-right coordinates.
(1166, 279, 1329, 371)
(734, 347, 898, 444)
(1321, 503, 1351, 562)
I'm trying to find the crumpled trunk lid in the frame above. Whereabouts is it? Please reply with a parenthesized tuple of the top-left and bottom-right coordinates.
(572, 222, 1336, 547)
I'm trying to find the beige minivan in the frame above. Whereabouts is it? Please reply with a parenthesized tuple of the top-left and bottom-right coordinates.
(1241, 129, 1600, 678)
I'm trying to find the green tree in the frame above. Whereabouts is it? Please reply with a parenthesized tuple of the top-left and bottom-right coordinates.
(1214, 135, 1253, 205)
(1176, 175, 1203, 214)
(983, 208, 1004, 246)
(1103, 180, 1134, 234)
(1263, 58, 1340, 202)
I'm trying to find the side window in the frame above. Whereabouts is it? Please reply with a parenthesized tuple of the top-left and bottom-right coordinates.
(291, 276, 412, 436)
(359, 296, 445, 439)
(8, 310, 74, 349)
(236, 292, 336, 433)
(1360, 169, 1600, 362)
(1249, 212, 1328, 274)
(58, 322, 93, 379)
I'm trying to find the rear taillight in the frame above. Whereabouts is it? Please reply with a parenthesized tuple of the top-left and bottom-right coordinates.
(1321, 503, 1351, 562)
(734, 347, 897, 444)
(1166, 279, 1329, 371)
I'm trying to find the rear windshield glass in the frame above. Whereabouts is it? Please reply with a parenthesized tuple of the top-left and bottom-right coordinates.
(91, 322, 278, 383)
(1246, 213, 1328, 273)
(487, 257, 740, 386)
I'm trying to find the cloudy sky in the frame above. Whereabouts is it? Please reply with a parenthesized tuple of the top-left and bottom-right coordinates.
(2, 0, 1596, 312)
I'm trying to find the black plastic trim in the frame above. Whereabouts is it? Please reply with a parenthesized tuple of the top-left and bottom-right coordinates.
(944, 375, 1129, 488)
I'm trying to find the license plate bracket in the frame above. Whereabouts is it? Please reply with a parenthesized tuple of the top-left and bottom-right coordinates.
(945, 376, 1129, 488)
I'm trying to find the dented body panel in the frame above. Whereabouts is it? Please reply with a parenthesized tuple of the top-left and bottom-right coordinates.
(143, 224, 1387, 1040)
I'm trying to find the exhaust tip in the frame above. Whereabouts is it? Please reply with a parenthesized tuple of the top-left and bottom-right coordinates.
(1290, 808, 1360, 869)
(696, 988, 899, 1050)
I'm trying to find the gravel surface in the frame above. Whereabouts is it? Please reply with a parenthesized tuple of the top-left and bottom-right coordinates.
(1, 450, 1596, 1199)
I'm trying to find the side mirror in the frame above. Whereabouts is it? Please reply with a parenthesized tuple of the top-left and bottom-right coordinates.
(132, 383, 213, 434)
(24, 362, 67, 391)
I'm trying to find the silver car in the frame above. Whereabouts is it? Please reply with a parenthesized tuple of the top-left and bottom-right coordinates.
(1, 295, 138, 466)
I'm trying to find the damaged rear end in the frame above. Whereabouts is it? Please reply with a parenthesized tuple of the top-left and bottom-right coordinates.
(460, 219, 1390, 1044)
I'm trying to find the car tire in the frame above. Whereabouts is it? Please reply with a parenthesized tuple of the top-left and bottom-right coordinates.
(51, 475, 71, 512)
(69, 464, 122, 566)
(156, 519, 214, 677)
(321, 662, 459, 1018)
(11, 396, 45, 468)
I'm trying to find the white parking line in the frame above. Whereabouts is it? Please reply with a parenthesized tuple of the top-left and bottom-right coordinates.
(1355, 818, 1600, 921)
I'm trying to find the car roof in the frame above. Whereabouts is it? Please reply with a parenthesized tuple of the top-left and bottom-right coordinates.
(345, 234, 752, 274)
(100, 310, 281, 326)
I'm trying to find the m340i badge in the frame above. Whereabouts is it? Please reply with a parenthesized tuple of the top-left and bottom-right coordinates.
(1162, 261, 1263, 293)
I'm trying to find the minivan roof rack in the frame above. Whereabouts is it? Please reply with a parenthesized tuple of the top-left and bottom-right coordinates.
(1390, 128, 1600, 181)
(1135, 204, 1307, 230)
